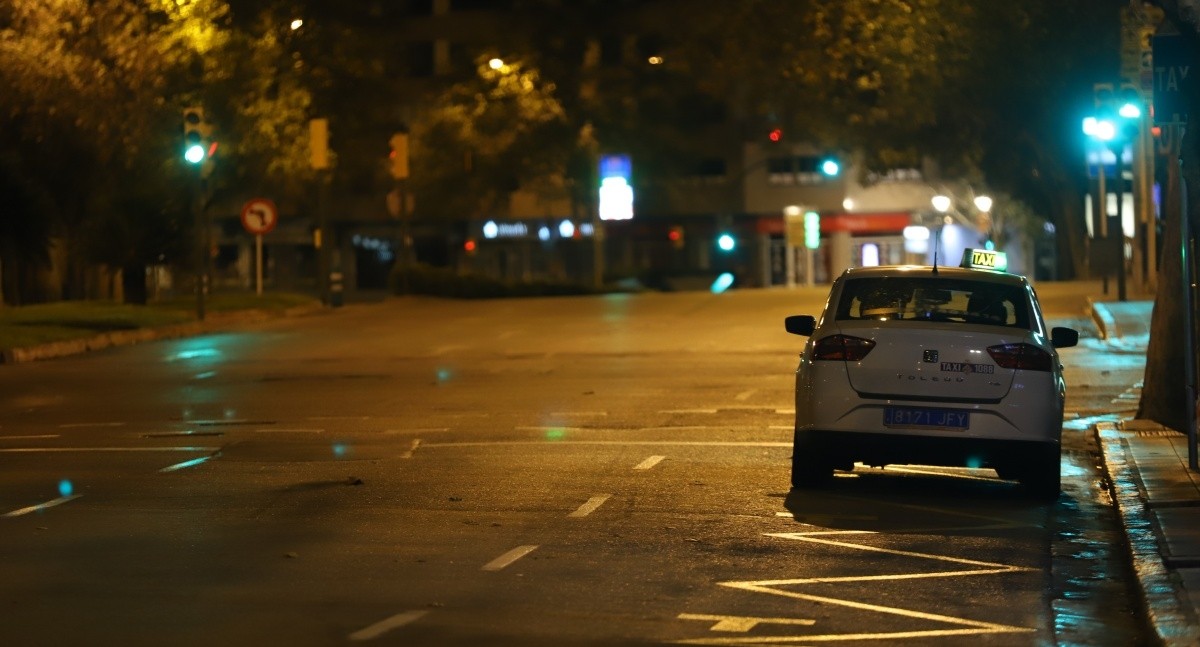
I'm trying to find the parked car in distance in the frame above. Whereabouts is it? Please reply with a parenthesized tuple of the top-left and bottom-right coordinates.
(783, 249, 1079, 499)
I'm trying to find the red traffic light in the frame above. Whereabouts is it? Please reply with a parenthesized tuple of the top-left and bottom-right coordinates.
(768, 128, 783, 142)
(463, 239, 477, 253)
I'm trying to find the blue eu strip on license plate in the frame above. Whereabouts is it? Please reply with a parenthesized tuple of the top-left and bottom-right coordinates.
(883, 407, 970, 429)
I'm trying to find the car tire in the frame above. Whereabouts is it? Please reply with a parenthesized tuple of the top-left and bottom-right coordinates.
(1018, 447, 1061, 501)
(790, 439, 833, 488)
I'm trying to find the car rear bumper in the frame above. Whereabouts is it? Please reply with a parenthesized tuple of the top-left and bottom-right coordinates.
(794, 428, 1060, 472)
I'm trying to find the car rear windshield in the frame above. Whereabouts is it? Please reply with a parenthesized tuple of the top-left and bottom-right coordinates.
(835, 277, 1032, 329)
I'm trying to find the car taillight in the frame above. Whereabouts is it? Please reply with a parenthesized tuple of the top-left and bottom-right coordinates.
(811, 335, 876, 361)
(987, 343, 1053, 371)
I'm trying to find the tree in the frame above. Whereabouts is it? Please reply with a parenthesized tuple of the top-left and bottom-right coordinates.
(410, 56, 572, 220)
(1137, 0, 1200, 432)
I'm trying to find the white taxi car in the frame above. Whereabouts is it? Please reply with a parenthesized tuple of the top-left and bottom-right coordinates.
(784, 250, 1078, 499)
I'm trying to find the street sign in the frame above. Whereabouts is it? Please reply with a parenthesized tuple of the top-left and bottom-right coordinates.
(241, 198, 278, 235)
(1152, 33, 1192, 125)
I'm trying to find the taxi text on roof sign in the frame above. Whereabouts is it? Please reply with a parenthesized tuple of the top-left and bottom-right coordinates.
(960, 248, 1008, 272)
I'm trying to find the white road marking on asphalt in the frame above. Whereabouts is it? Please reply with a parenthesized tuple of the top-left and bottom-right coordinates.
(569, 495, 611, 518)
(348, 610, 429, 641)
(515, 426, 587, 433)
(431, 344, 468, 356)
(658, 408, 718, 414)
(678, 613, 815, 632)
(426, 440, 790, 449)
(382, 428, 449, 435)
(58, 422, 125, 429)
(693, 532, 1037, 642)
(399, 439, 422, 459)
(482, 545, 539, 571)
(0, 435, 60, 440)
(768, 425, 792, 431)
(633, 455, 666, 470)
(254, 428, 324, 434)
(549, 411, 608, 417)
(0, 447, 220, 453)
(159, 456, 215, 472)
(884, 465, 999, 482)
(734, 389, 756, 402)
(3, 495, 82, 518)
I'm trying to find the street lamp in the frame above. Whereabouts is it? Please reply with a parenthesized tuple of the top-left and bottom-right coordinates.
(973, 195, 994, 249)
(932, 194, 951, 215)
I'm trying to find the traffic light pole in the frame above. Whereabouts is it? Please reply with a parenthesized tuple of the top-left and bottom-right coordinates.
(194, 174, 209, 322)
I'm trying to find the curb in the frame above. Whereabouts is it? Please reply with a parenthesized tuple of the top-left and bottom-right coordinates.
(1096, 423, 1200, 646)
(0, 304, 325, 365)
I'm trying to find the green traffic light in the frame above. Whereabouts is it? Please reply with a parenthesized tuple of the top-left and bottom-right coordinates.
(184, 144, 206, 164)
(820, 158, 840, 176)
(717, 233, 736, 252)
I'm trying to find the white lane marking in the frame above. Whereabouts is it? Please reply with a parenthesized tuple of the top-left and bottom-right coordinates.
(425, 441, 790, 449)
(548, 411, 608, 417)
(4, 495, 82, 518)
(482, 545, 539, 571)
(159, 455, 216, 472)
(634, 455, 666, 470)
(58, 422, 125, 429)
(678, 613, 815, 632)
(431, 344, 468, 356)
(568, 495, 611, 518)
(516, 426, 588, 433)
(734, 390, 756, 402)
(659, 409, 718, 414)
(0, 435, 60, 440)
(255, 428, 323, 434)
(383, 428, 449, 435)
(0, 447, 220, 453)
(348, 610, 429, 641)
(399, 439, 422, 459)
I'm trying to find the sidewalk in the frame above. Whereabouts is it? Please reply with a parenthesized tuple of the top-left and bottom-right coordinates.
(1091, 300, 1200, 645)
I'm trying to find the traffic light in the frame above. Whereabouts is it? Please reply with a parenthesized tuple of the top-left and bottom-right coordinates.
(668, 225, 684, 249)
(768, 128, 783, 143)
(717, 232, 736, 252)
(463, 238, 477, 255)
(819, 157, 840, 177)
(182, 107, 208, 164)
(1117, 84, 1142, 119)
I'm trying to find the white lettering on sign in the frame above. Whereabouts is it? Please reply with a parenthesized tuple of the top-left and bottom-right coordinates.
(1156, 65, 1190, 92)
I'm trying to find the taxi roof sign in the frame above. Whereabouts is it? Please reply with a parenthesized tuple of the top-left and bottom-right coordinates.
(960, 248, 1007, 271)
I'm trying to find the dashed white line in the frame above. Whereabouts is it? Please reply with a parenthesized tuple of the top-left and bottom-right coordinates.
(0, 435, 60, 440)
(254, 428, 324, 434)
(634, 455, 666, 470)
(399, 439, 422, 459)
(568, 495, 611, 518)
(4, 495, 82, 518)
(159, 456, 216, 472)
(734, 389, 757, 402)
(482, 545, 539, 571)
(348, 610, 429, 641)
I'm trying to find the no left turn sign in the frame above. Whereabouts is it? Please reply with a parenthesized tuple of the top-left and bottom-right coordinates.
(241, 198, 278, 235)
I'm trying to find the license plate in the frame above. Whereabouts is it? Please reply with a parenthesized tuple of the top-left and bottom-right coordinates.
(883, 407, 969, 430)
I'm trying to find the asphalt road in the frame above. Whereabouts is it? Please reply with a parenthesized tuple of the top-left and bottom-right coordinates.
(0, 284, 1148, 645)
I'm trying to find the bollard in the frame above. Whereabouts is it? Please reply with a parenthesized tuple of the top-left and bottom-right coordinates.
(329, 271, 344, 307)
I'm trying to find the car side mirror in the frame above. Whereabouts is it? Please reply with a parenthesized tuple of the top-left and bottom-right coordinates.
(1050, 327, 1078, 349)
(784, 315, 816, 336)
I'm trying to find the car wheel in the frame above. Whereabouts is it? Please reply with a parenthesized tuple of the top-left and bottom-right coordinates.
(1018, 447, 1061, 501)
(790, 442, 833, 488)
